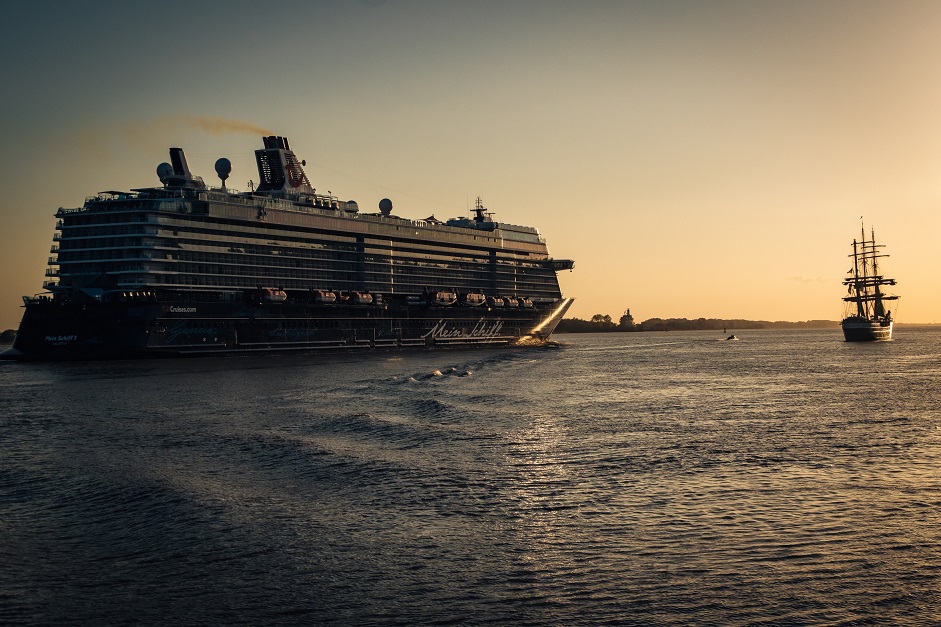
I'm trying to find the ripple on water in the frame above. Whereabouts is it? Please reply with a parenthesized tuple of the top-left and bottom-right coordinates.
(4, 330, 941, 623)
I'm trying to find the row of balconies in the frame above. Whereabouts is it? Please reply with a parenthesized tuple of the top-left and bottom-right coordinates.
(46, 261, 552, 292)
(49, 254, 548, 283)
(49, 242, 546, 270)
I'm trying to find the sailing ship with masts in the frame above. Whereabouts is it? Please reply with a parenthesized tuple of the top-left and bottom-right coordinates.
(841, 224, 898, 341)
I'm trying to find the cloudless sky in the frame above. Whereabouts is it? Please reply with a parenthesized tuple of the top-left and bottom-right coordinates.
(2, 0, 940, 330)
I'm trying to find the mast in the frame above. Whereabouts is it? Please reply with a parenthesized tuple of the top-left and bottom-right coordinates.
(870, 226, 885, 318)
(843, 223, 898, 321)
(473, 196, 490, 223)
(851, 236, 865, 317)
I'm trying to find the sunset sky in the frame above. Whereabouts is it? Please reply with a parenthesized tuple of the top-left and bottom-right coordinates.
(2, 0, 940, 330)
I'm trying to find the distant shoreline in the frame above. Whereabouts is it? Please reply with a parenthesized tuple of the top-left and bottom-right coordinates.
(559, 317, 835, 333)
(557, 318, 941, 333)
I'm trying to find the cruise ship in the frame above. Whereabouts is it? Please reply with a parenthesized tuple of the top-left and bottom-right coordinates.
(9, 136, 574, 360)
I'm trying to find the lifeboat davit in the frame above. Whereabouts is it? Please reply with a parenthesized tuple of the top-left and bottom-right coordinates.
(313, 290, 336, 304)
(261, 288, 288, 303)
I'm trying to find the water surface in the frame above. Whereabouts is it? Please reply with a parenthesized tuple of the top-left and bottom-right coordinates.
(2, 329, 940, 624)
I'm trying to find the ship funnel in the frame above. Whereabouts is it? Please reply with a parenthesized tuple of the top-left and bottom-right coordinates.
(169, 147, 191, 177)
(262, 136, 292, 150)
(254, 135, 312, 194)
(157, 147, 205, 189)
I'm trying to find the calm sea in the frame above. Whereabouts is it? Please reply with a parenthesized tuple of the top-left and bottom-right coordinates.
(2, 328, 941, 625)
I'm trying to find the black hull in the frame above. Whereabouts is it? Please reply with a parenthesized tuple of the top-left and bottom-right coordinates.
(10, 297, 573, 361)
(841, 318, 893, 342)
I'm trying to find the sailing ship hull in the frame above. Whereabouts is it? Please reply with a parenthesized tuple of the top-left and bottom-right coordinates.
(9, 296, 574, 361)
(841, 317, 893, 342)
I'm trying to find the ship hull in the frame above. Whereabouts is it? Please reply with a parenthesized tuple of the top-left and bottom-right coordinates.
(841, 317, 893, 342)
(10, 297, 574, 361)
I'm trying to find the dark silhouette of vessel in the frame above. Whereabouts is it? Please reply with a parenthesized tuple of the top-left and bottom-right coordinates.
(841, 224, 897, 341)
(10, 135, 574, 359)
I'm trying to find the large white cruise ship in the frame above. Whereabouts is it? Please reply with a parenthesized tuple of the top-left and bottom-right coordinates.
(9, 135, 574, 359)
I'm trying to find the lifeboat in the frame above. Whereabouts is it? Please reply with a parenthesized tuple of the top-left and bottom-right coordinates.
(503, 297, 519, 308)
(486, 296, 505, 308)
(463, 293, 486, 307)
(261, 288, 287, 303)
(348, 291, 373, 305)
(518, 297, 533, 308)
(312, 290, 336, 304)
(432, 291, 457, 306)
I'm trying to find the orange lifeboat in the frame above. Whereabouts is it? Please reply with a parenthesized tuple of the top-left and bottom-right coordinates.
(486, 296, 505, 308)
(503, 296, 519, 308)
(313, 290, 336, 304)
(463, 293, 486, 307)
(518, 297, 533, 308)
(349, 291, 374, 305)
(261, 288, 287, 303)
(432, 291, 457, 306)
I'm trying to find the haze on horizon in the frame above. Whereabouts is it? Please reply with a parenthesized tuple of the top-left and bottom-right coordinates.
(2, 0, 940, 331)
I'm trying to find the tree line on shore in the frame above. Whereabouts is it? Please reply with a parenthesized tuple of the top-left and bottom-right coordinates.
(556, 310, 837, 333)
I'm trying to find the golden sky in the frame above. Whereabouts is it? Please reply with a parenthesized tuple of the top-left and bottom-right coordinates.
(2, 0, 940, 329)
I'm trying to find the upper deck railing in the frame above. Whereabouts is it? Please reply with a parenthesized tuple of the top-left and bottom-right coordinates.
(57, 186, 547, 245)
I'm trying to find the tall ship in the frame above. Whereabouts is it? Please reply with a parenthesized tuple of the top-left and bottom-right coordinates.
(9, 135, 574, 360)
(841, 224, 898, 341)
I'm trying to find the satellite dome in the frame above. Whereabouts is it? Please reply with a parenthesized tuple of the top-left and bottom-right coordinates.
(214, 157, 232, 182)
(379, 198, 393, 216)
(157, 162, 174, 183)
